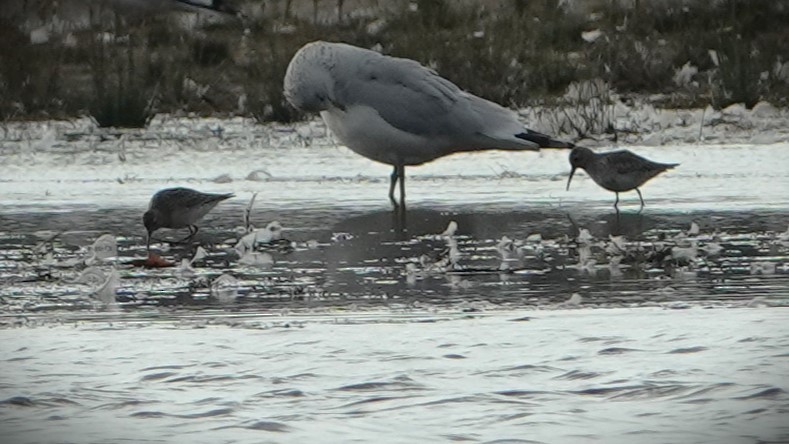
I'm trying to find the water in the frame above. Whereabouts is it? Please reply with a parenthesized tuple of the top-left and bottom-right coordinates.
(2, 309, 788, 444)
(1, 117, 789, 443)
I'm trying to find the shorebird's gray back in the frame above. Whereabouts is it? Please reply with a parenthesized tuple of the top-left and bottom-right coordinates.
(149, 188, 233, 228)
(593, 151, 678, 192)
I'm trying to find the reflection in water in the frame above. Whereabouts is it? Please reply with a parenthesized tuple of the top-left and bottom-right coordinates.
(1, 204, 788, 320)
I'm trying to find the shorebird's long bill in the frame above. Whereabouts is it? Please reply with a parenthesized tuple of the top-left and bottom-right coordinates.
(146, 231, 152, 252)
(566, 167, 576, 191)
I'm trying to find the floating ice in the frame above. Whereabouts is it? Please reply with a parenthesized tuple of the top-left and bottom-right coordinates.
(564, 293, 583, 306)
(496, 236, 522, 263)
(525, 233, 542, 242)
(577, 228, 594, 245)
(441, 221, 458, 237)
(176, 259, 196, 278)
(777, 226, 789, 247)
(702, 241, 723, 257)
(236, 221, 285, 254)
(609, 256, 623, 278)
(90, 234, 118, 261)
(191, 246, 208, 264)
(40, 252, 56, 267)
(331, 232, 354, 242)
(305, 239, 320, 249)
(211, 274, 239, 302)
(606, 235, 627, 255)
(750, 262, 776, 275)
(75, 267, 107, 286)
(687, 222, 700, 236)
(671, 242, 699, 264)
(91, 268, 120, 305)
(239, 251, 274, 267)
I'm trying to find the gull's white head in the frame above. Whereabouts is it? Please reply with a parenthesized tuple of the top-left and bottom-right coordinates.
(284, 41, 339, 113)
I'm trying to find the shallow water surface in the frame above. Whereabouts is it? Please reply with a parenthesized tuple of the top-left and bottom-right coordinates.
(1, 118, 788, 442)
(2, 309, 788, 443)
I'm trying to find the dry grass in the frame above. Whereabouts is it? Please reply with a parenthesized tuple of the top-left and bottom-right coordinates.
(1, 0, 786, 127)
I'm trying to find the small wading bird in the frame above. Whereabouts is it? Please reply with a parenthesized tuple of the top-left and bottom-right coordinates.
(566, 147, 679, 211)
(143, 187, 234, 250)
(283, 41, 573, 209)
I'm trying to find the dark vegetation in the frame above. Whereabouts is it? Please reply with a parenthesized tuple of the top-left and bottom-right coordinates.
(0, 0, 787, 127)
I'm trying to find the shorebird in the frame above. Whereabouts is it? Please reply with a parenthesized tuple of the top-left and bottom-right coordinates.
(566, 147, 678, 211)
(143, 187, 234, 249)
(283, 41, 573, 209)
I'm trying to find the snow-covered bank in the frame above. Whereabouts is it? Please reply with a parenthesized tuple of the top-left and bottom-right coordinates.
(2, 100, 788, 151)
(521, 99, 789, 148)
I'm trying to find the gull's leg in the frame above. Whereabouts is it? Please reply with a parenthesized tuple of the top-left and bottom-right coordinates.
(389, 166, 399, 207)
(392, 205, 407, 236)
(398, 165, 406, 210)
(636, 188, 645, 213)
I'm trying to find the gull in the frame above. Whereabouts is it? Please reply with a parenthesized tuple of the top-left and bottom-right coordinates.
(98, 0, 237, 16)
(143, 187, 234, 249)
(284, 41, 573, 208)
(5, 0, 238, 32)
(566, 147, 678, 211)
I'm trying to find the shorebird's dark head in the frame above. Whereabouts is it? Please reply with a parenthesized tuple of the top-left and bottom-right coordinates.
(567, 147, 595, 191)
(142, 210, 160, 237)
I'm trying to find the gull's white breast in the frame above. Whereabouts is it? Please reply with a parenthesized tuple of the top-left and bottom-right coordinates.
(321, 106, 449, 166)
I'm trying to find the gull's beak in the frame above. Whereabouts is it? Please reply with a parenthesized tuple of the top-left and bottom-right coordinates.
(566, 167, 576, 191)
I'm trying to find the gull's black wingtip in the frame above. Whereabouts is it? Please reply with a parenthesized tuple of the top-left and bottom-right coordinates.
(515, 129, 575, 149)
(176, 0, 239, 15)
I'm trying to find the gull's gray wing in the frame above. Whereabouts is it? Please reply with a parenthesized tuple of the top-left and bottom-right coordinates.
(331, 52, 528, 147)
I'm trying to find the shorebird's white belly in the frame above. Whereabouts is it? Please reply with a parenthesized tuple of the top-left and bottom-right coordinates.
(321, 106, 445, 166)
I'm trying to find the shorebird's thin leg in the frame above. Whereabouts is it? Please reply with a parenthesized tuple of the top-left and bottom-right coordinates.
(175, 226, 199, 244)
(389, 166, 399, 207)
(147, 231, 166, 246)
(614, 192, 620, 210)
(636, 188, 645, 212)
